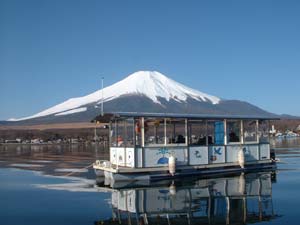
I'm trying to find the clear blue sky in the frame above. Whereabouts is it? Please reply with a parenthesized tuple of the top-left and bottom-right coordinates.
(1, 0, 300, 120)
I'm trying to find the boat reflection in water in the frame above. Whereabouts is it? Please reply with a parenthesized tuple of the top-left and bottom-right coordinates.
(96, 172, 277, 225)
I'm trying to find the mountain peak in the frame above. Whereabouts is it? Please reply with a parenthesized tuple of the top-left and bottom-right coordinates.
(126, 71, 169, 82)
(113, 70, 220, 104)
(9, 71, 220, 121)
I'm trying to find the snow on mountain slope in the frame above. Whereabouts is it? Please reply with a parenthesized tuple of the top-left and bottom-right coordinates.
(9, 71, 220, 121)
(54, 107, 87, 116)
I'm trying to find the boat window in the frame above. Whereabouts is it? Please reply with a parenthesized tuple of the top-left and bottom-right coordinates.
(243, 120, 257, 142)
(110, 120, 116, 147)
(227, 120, 241, 143)
(118, 120, 126, 147)
(144, 118, 165, 145)
(166, 119, 186, 145)
(189, 120, 207, 146)
(207, 122, 215, 145)
(259, 120, 269, 143)
(134, 118, 142, 146)
(110, 119, 134, 147)
(125, 119, 134, 147)
(110, 120, 121, 147)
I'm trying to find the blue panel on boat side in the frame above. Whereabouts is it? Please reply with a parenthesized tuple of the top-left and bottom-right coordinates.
(215, 121, 225, 145)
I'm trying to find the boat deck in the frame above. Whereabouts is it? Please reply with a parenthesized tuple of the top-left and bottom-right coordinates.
(94, 159, 273, 174)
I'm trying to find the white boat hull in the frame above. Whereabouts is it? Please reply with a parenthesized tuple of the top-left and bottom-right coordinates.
(94, 160, 276, 182)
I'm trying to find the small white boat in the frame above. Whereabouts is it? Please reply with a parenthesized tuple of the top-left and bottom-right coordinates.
(286, 131, 299, 138)
(93, 112, 278, 181)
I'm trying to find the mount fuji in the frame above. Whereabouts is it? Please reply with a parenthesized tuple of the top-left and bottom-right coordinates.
(7, 71, 274, 124)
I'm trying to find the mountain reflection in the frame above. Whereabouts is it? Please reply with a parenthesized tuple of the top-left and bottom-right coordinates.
(96, 172, 277, 225)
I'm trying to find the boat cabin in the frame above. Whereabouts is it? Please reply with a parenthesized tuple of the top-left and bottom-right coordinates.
(95, 113, 278, 170)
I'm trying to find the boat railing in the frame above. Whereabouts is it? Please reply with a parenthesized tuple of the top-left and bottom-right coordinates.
(109, 142, 271, 168)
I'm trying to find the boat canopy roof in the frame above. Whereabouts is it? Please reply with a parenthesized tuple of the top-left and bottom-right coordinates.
(93, 112, 280, 123)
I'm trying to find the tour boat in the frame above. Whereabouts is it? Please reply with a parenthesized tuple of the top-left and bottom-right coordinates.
(93, 112, 278, 181)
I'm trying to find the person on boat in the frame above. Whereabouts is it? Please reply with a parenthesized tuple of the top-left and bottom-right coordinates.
(229, 130, 240, 142)
(135, 120, 141, 134)
(117, 136, 123, 146)
(175, 134, 185, 143)
(197, 136, 207, 145)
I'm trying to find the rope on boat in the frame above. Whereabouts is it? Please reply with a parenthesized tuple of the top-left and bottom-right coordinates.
(64, 163, 94, 177)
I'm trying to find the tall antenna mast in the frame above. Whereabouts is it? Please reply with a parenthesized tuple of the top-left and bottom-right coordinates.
(101, 77, 104, 116)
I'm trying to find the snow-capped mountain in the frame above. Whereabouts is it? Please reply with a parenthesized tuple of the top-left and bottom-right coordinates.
(9, 71, 221, 121)
(7, 71, 274, 124)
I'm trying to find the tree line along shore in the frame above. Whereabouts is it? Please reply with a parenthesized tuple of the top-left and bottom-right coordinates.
(0, 122, 109, 144)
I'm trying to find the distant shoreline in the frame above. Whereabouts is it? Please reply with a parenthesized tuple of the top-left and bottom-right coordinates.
(0, 142, 108, 147)
(0, 122, 104, 131)
(0, 142, 84, 145)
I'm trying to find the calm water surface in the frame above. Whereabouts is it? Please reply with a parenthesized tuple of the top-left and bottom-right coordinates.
(1, 138, 300, 225)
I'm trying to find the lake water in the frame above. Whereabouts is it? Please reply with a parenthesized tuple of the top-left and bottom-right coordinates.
(1, 138, 300, 225)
